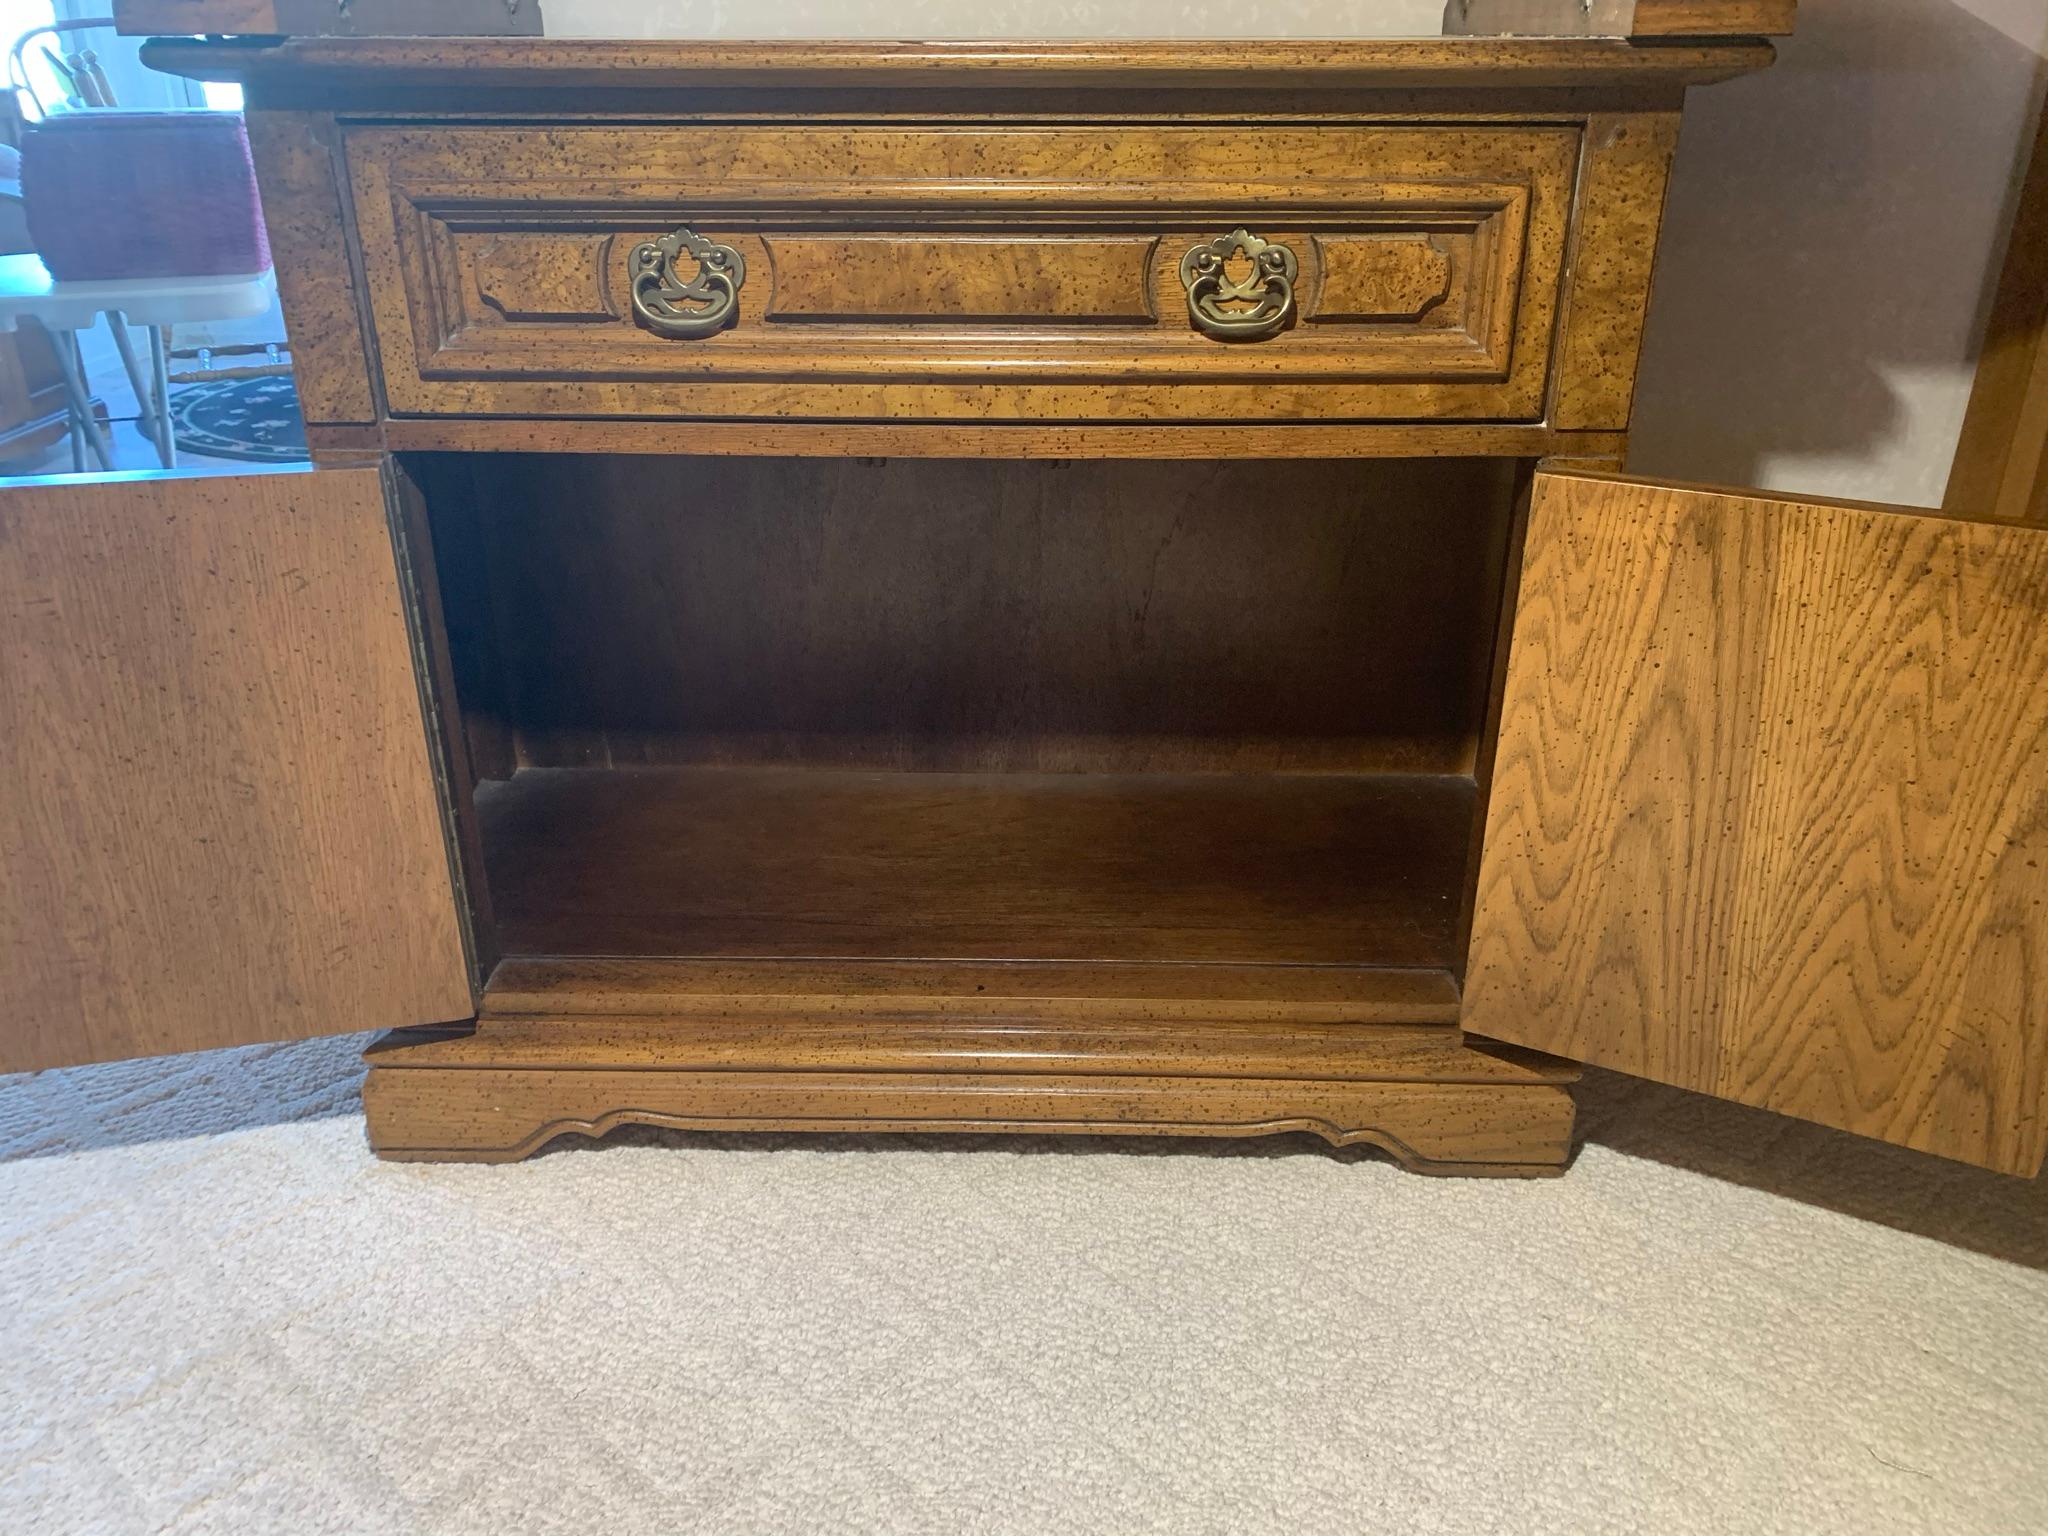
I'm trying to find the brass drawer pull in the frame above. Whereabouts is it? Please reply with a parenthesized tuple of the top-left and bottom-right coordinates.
(630, 228, 746, 339)
(1179, 229, 1298, 342)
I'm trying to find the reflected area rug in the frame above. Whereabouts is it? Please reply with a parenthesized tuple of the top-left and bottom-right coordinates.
(170, 375, 308, 464)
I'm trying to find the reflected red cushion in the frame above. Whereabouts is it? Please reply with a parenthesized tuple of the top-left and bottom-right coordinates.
(21, 110, 272, 281)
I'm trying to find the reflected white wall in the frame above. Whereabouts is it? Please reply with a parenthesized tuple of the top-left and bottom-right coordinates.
(541, 1, 1450, 36)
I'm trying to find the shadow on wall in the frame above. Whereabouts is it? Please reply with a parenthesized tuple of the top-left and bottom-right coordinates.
(1629, 0, 2048, 508)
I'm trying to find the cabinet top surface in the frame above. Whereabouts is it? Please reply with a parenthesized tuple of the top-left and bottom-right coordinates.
(143, 35, 1777, 94)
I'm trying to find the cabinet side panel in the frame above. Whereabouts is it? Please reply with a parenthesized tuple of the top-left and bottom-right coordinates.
(1466, 471, 2048, 1175)
(389, 458, 498, 986)
(0, 469, 473, 1072)
(245, 110, 381, 426)
(1548, 111, 1680, 432)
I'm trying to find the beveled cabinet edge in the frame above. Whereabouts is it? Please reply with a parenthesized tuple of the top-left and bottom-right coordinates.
(315, 420, 1632, 461)
(144, 37, 1779, 97)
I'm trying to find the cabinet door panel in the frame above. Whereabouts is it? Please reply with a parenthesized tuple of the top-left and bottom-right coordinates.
(1465, 469, 2048, 1174)
(0, 467, 473, 1074)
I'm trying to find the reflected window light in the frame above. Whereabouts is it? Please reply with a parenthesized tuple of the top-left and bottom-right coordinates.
(2, 0, 61, 118)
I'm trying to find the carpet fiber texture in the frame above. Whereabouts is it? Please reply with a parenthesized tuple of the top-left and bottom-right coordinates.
(3, 1037, 2046, 1535)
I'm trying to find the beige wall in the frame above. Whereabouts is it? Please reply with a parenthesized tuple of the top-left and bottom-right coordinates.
(541, 0, 2044, 507)
(1630, 0, 2048, 505)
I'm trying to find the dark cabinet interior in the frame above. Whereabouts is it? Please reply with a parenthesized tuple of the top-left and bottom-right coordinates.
(409, 453, 1525, 979)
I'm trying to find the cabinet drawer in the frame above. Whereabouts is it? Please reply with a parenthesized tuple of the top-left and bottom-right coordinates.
(346, 124, 1578, 424)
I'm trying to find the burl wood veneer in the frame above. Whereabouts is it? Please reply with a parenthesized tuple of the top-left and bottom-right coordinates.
(344, 123, 1576, 423)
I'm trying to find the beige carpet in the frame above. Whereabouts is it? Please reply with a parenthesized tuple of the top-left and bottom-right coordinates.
(4, 1037, 2046, 1536)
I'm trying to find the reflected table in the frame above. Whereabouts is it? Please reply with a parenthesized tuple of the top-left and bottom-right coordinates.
(0, 254, 274, 470)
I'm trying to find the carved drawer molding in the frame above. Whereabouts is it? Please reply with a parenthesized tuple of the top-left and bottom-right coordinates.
(346, 124, 1577, 425)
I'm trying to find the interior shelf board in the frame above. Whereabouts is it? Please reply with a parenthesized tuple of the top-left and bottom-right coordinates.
(482, 955, 1463, 1020)
(476, 765, 1476, 969)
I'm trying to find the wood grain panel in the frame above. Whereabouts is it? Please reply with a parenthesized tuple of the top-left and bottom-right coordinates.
(1631, 0, 1797, 35)
(1465, 470, 2048, 1174)
(408, 207, 1527, 381)
(0, 468, 472, 1073)
(764, 235, 1158, 324)
(436, 454, 1517, 776)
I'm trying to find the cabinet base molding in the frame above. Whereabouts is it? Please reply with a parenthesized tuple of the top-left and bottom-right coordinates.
(360, 961, 1579, 1177)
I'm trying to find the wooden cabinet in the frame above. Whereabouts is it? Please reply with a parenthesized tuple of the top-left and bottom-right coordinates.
(345, 123, 1577, 423)
(18, 6, 2048, 1179)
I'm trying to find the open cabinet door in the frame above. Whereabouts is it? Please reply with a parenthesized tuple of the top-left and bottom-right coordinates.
(1464, 468, 2048, 1175)
(1, 466, 474, 1075)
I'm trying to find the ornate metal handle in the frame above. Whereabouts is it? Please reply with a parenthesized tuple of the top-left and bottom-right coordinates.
(629, 228, 746, 339)
(1179, 229, 1298, 342)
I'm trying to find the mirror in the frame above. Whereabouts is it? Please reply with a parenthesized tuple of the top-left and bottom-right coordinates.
(537, 1, 1517, 40)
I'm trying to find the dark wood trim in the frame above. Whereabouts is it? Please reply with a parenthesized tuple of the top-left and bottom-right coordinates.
(141, 35, 1780, 95)
(1947, 94, 2048, 527)
(367, 418, 1630, 462)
